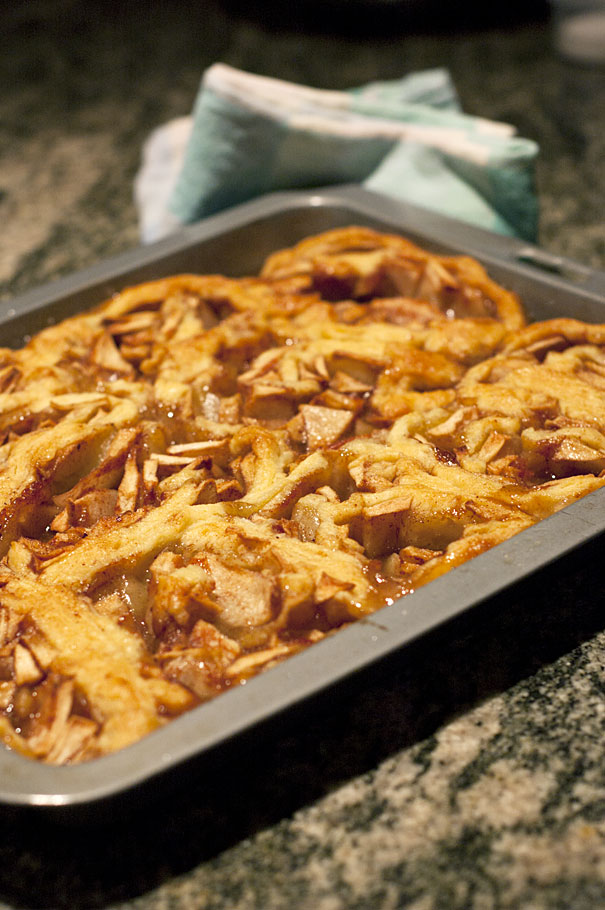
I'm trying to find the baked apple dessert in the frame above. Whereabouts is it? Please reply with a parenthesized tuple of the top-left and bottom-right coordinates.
(0, 227, 602, 763)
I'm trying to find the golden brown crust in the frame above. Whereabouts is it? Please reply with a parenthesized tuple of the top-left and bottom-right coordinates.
(261, 226, 526, 330)
(0, 227, 603, 764)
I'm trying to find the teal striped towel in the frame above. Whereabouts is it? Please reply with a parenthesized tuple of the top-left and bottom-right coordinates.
(135, 63, 539, 243)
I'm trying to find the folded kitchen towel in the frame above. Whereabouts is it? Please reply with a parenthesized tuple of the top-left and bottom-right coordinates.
(135, 63, 539, 244)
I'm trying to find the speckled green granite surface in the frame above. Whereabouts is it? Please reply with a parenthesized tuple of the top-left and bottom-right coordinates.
(2, 3, 605, 908)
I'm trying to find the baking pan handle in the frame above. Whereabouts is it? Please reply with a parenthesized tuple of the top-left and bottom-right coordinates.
(328, 186, 605, 297)
(512, 245, 600, 286)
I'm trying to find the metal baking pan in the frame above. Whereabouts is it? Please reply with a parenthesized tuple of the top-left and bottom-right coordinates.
(1, 185, 605, 814)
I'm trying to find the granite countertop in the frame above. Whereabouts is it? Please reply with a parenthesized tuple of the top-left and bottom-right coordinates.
(2, 2, 605, 908)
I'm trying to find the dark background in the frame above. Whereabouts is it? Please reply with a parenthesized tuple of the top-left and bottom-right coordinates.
(2, 0, 604, 305)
